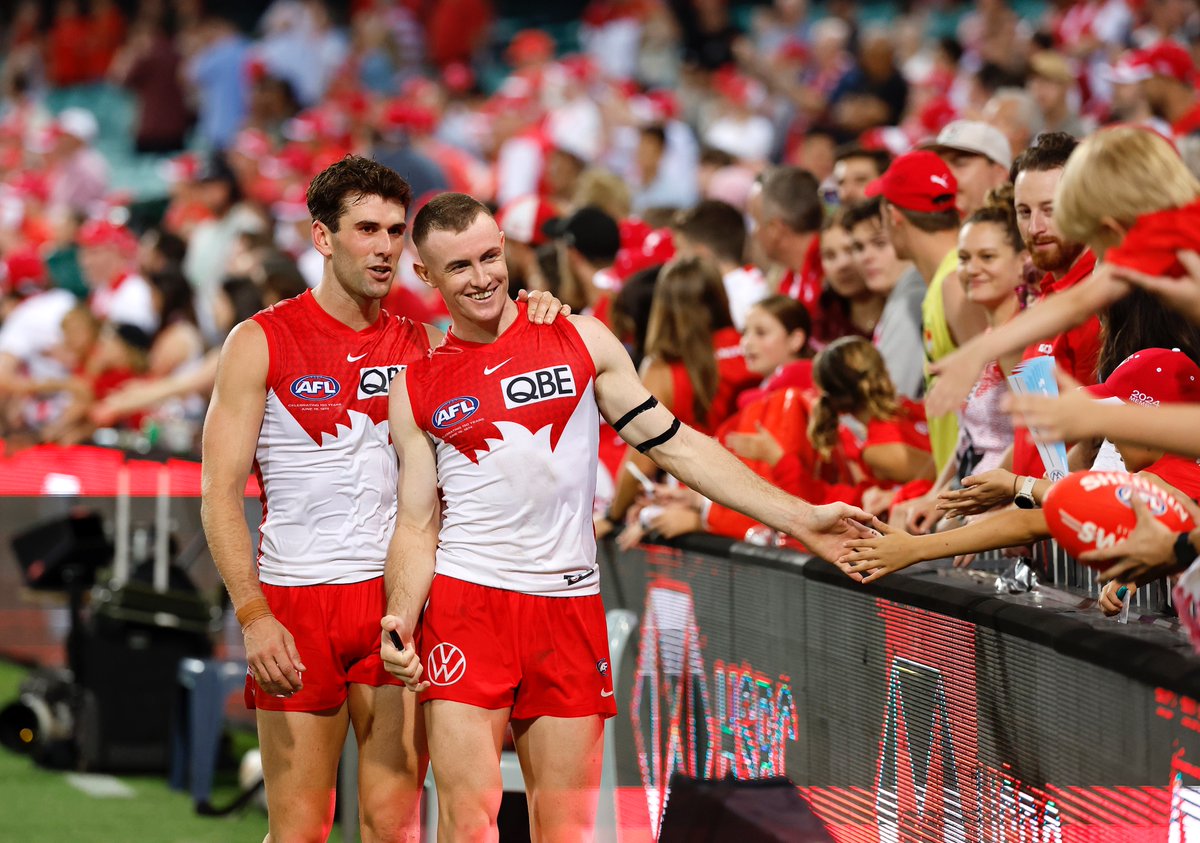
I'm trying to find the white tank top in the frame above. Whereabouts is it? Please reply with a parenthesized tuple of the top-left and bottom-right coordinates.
(251, 291, 429, 586)
(406, 308, 600, 596)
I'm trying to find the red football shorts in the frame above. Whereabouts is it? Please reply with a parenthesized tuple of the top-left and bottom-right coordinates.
(245, 576, 402, 712)
(416, 575, 617, 720)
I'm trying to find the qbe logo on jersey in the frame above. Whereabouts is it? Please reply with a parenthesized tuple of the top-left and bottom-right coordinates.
(357, 365, 406, 400)
(502, 365, 576, 409)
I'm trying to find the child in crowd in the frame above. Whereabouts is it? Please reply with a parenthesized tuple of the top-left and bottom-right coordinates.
(809, 336, 936, 517)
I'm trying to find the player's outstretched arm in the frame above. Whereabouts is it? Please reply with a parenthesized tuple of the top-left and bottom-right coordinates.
(926, 265, 1129, 417)
(573, 315, 880, 563)
(838, 508, 1048, 583)
(201, 320, 306, 696)
(381, 370, 438, 692)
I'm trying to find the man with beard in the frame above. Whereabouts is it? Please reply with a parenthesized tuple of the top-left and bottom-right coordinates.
(926, 133, 1102, 485)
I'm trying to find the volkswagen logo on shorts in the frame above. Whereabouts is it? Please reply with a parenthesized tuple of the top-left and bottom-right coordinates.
(432, 396, 479, 429)
(426, 642, 467, 686)
(290, 374, 340, 401)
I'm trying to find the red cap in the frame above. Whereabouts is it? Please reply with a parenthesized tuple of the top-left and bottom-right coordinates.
(507, 29, 555, 66)
(1088, 348, 1200, 406)
(78, 219, 137, 254)
(442, 62, 475, 95)
(614, 223, 675, 280)
(1128, 41, 1196, 85)
(865, 150, 957, 214)
(1, 247, 47, 297)
(380, 101, 438, 135)
(496, 195, 558, 247)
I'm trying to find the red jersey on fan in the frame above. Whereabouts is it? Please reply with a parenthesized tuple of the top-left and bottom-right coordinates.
(666, 326, 758, 433)
(1011, 250, 1101, 479)
(778, 236, 825, 321)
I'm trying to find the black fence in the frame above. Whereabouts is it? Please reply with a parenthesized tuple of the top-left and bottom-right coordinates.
(600, 535, 1200, 841)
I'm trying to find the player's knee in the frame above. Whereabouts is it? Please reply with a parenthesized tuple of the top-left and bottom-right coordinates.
(359, 790, 422, 843)
(265, 789, 336, 843)
(439, 795, 500, 842)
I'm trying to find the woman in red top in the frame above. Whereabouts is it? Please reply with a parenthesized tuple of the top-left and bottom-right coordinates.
(600, 255, 756, 533)
(630, 295, 820, 542)
(809, 336, 936, 514)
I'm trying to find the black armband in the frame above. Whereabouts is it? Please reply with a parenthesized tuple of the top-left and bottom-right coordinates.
(613, 395, 659, 432)
(635, 417, 681, 454)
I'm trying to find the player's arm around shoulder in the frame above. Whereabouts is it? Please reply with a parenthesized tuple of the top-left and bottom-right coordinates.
(382, 369, 439, 691)
(201, 319, 268, 608)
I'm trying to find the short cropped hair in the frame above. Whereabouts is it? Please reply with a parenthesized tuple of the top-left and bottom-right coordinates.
(759, 166, 824, 234)
(673, 199, 746, 265)
(1010, 131, 1078, 181)
(306, 155, 412, 232)
(411, 192, 491, 249)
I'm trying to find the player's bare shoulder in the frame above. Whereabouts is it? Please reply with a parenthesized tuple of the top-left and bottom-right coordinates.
(215, 318, 268, 382)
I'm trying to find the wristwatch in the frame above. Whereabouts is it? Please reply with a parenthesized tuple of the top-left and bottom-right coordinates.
(1175, 531, 1198, 571)
(1014, 476, 1039, 509)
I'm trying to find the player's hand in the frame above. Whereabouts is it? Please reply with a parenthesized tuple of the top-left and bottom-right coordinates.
(837, 521, 921, 583)
(1098, 580, 1133, 617)
(938, 469, 1018, 518)
(244, 616, 306, 697)
(925, 345, 986, 418)
(1111, 250, 1200, 326)
(1004, 369, 1092, 442)
(518, 289, 571, 324)
(725, 423, 785, 467)
(380, 616, 429, 692)
(1089, 493, 1183, 587)
(794, 502, 884, 569)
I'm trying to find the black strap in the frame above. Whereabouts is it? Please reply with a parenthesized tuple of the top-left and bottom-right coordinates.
(635, 418, 681, 454)
(613, 395, 659, 432)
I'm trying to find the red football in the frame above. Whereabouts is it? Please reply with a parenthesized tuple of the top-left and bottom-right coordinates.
(1042, 471, 1195, 563)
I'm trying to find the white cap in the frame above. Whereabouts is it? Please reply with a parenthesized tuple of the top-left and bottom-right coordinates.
(57, 108, 98, 143)
(546, 101, 602, 164)
(922, 119, 1012, 170)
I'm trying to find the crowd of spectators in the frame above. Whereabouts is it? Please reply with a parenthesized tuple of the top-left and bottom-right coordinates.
(3, 0, 1200, 619)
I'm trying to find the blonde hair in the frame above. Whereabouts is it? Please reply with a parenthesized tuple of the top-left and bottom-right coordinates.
(1056, 127, 1200, 249)
(572, 168, 632, 221)
(644, 256, 734, 424)
(808, 336, 899, 457)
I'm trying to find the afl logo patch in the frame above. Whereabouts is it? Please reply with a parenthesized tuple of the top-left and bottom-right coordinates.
(1115, 484, 1168, 517)
(433, 396, 479, 429)
(426, 642, 467, 686)
(290, 375, 340, 401)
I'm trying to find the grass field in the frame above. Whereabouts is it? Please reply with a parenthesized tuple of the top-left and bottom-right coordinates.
(0, 659, 279, 843)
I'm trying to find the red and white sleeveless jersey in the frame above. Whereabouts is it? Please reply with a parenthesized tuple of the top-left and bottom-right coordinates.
(406, 306, 600, 596)
(251, 291, 429, 586)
